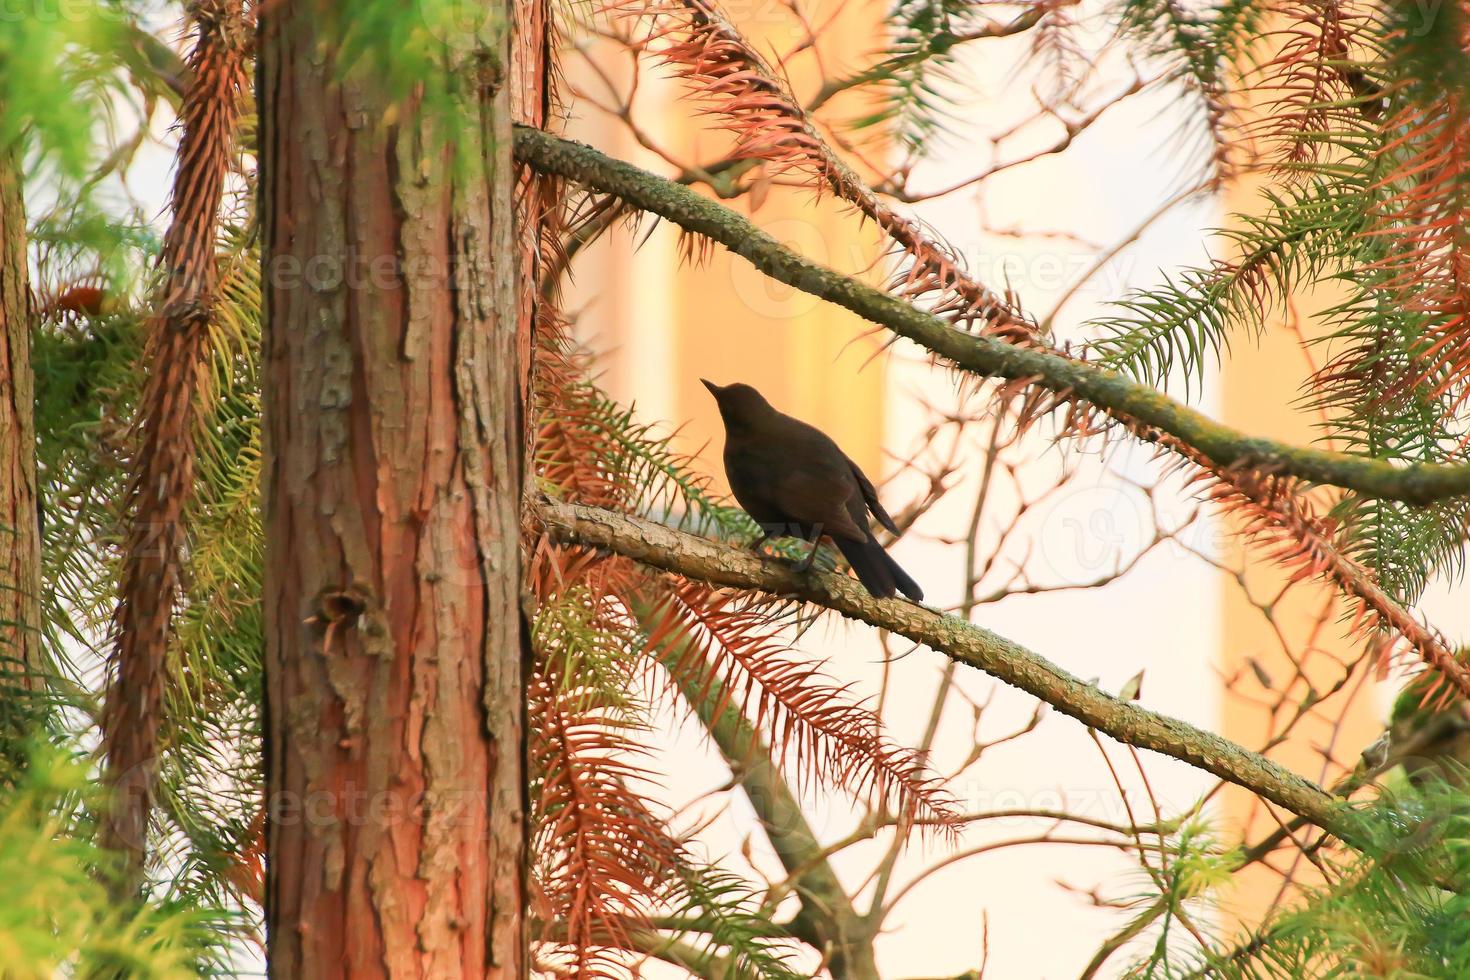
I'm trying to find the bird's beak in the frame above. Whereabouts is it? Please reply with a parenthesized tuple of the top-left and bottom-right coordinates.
(700, 378, 721, 396)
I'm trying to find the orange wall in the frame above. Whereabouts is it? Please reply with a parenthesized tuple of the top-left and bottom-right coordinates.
(562, 1, 892, 484)
(1217, 177, 1382, 920)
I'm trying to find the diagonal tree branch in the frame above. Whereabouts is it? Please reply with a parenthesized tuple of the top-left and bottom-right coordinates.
(513, 126, 1470, 506)
(620, 0, 1026, 337)
(541, 918, 736, 979)
(537, 497, 1360, 845)
(635, 596, 879, 979)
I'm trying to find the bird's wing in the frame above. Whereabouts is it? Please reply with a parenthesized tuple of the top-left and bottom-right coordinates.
(765, 466, 870, 542)
(845, 454, 899, 535)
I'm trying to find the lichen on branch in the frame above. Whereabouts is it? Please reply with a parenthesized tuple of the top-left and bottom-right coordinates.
(513, 125, 1470, 507)
(536, 497, 1364, 846)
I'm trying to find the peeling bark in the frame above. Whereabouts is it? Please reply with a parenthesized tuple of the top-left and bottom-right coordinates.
(259, 3, 535, 975)
(0, 148, 41, 698)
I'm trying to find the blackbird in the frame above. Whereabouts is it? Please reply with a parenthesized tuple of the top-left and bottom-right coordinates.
(702, 379, 923, 601)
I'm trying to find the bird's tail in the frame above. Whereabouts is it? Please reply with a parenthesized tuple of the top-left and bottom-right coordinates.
(833, 536, 923, 602)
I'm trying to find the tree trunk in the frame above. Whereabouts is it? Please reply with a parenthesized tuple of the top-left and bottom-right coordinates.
(0, 148, 41, 700)
(258, 4, 536, 975)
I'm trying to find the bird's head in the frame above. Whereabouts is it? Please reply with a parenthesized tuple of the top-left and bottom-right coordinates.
(701, 379, 776, 428)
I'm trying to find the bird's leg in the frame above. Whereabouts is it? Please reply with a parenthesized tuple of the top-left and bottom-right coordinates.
(794, 524, 823, 572)
(747, 529, 770, 553)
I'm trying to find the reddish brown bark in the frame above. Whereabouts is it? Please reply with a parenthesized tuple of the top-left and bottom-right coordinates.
(259, 3, 535, 976)
(0, 148, 41, 692)
(100, 0, 249, 875)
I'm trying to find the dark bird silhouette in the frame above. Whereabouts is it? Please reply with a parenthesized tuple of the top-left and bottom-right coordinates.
(702, 379, 923, 601)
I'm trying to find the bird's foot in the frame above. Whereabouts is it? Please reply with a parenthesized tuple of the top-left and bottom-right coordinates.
(793, 541, 821, 572)
(747, 532, 770, 554)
